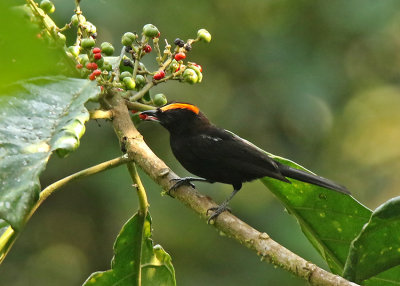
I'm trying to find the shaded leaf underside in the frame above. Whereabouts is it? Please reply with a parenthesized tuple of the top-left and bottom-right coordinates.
(0, 76, 98, 229)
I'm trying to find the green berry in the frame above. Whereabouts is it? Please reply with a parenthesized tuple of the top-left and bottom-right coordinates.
(71, 14, 85, 26)
(197, 28, 211, 43)
(142, 24, 159, 38)
(183, 68, 198, 84)
(68, 45, 80, 57)
(121, 32, 137, 46)
(123, 77, 136, 90)
(81, 37, 95, 49)
(168, 60, 180, 72)
(78, 54, 89, 66)
(188, 64, 203, 83)
(84, 21, 97, 34)
(152, 93, 167, 106)
(103, 62, 112, 72)
(100, 42, 114, 56)
(135, 75, 146, 89)
(94, 56, 104, 68)
(40, 0, 55, 14)
(120, 71, 132, 80)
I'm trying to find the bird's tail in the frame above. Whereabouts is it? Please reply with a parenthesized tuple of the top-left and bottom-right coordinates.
(277, 164, 350, 195)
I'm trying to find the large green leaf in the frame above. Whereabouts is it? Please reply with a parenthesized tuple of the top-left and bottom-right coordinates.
(0, 76, 98, 230)
(343, 197, 400, 284)
(260, 153, 372, 274)
(83, 212, 176, 286)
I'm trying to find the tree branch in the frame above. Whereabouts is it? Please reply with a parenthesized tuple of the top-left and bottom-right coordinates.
(106, 92, 359, 286)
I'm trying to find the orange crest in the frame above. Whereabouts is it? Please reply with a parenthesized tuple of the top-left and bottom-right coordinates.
(160, 103, 200, 114)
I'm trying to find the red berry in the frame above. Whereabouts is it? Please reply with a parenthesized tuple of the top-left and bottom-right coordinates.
(139, 113, 147, 120)
(100, 86, 104, 91)
(193, 63, 202, 72)
(94, 53, 102, 60)
(76, 63, 83, 69)
(92, 69, 101, 76)
(154, 32, 161, 38)
(143, 44, 152, 53)
(174, 52, 186, 61)
(153, 70, 165, 80)
(131, 110, 138, 114)
(86, 62, 98, 70)
(175, 64, 181, 72)
(89, 73, 96, 81)
(92, 47, 101, 54)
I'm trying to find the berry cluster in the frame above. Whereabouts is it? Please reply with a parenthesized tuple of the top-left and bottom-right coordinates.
(117, 23, 211, 107)
(34, 0, 212, 112)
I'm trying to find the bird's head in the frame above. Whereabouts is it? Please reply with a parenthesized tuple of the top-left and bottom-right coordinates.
(140, 102, 210, 134)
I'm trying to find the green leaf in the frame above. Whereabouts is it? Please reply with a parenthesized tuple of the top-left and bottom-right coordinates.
(83, 212, 176, 286)
(260, 153, 372, 274)
(0, 76, 98, 230)
(343, 197, 400, 284)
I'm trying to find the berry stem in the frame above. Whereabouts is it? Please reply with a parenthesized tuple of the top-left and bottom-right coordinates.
(153, 37, 163, 65)
(125, 100, 155, 111)
(129, 81, 154, 102)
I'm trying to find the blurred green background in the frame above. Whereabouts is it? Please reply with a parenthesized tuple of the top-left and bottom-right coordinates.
(2, 0, 400, 285)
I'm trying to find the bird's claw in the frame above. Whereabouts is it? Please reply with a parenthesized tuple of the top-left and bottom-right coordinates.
(169, 178, 196, 191)
(207, 205, 231, 223)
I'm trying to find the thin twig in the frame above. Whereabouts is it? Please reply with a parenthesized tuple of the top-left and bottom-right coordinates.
(0, 155, 131, 264)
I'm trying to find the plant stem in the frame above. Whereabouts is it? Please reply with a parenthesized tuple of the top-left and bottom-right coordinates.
(0, 155, 131, 264)
(127, 162, 148, 286)
(128, 163, 148, 216)
(129, 82, 154, 102)
(125, 101, 155, 111)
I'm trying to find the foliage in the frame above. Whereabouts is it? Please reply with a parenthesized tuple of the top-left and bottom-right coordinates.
(1, 0, 400, 285)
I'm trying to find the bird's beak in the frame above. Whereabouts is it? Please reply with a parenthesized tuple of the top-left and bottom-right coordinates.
(139, 110, 159, 122)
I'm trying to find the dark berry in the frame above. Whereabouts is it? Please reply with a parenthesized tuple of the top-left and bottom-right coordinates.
(123, 58, 134, 68)
(184, 43, 192, 51)
(174, 38, 185, 47)
(91, 32, 97, 39)
(125, 45, 133, 53)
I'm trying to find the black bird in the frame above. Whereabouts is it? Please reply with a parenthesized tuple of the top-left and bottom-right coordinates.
(140, 103, 350, 222)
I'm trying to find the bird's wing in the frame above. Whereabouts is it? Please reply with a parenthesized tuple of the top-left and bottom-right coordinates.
(183, 127, 289, 183)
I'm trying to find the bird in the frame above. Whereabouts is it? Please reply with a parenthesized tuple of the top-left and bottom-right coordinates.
(140, 102, 350, 222)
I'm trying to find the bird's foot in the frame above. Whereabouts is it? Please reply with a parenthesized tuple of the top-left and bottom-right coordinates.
(167, 177, 197, 196)
(169, 177, 196, 190)
(207, 204, 231, 224)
